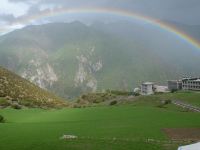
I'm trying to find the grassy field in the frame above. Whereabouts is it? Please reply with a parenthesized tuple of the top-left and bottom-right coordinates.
(164, 91, 200, 107)
(130, 91, 200, 107)
(0, 101, 200, 150)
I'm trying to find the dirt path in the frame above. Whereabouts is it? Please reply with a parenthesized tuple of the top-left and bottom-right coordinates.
(163, 128, 200, 141)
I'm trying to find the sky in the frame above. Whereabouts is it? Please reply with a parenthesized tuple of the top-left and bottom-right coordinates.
(0, 0, 200, 34)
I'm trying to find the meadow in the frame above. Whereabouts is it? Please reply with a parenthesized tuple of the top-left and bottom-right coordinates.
(0, 100, 200, 150)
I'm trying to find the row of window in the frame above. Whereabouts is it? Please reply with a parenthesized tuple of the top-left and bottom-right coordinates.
(183, 82, 200, 85)
(182, 85, 200, 89)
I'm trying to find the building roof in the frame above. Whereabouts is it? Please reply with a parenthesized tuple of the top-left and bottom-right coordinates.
(142, 82, 154, 85)
(182, 78, 200, 82)
(168, 80, 181, 82)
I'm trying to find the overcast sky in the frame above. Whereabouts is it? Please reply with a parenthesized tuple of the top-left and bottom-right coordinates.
(0, 0, 200, 34)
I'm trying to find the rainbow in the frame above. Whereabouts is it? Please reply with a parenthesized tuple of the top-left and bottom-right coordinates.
(2, 7, 200, 49)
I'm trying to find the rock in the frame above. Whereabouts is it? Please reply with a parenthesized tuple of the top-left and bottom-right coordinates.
(60, 134, 78, 140)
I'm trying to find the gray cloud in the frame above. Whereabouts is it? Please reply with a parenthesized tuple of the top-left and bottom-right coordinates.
(0, 14, 16, 23)
(9, 0, 200, 25)
(1, 0, 200, 34)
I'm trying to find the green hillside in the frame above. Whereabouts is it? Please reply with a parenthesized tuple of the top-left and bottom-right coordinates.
(0, 21, 200, 97)
(0, 66, 67, 108)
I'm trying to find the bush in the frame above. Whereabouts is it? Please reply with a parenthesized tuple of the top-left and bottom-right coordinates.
(171, 89, 178, 93)
(134, 92, 140, 96)
(110, 100, 118, 106)
(155, 92, 164, 95)
(11, 104, 22, 109)
(0, 99, 10, 107)
(93, 98, 102, 104)
(0, 115, 5, 123)
(157, 99, 172, 108)
(157, 104, 167, 108)
(108, 90, 132, 96)
(163, 99, 172, 105)
(81, 94, 87, 99)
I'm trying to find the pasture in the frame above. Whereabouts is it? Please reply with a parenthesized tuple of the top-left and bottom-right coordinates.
(0, 103, 200, 150)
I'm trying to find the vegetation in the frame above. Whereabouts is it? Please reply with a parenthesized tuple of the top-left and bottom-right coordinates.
(109, 100, 118, 106)
(0, 115, 4, 123)
(0, 66, 67, 108)
(0, 101, 200, 150)
(0, 91, 199, 149)
(151, 91, 200, 107)
(0, 98, 9, 108)
(11, 104, 22, 110)
(171, 89, 178, 93)
(106, 90, 133, 96)
(75, 92, 117, 107)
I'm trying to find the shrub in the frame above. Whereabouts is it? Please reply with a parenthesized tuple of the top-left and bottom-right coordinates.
(109, 90, 132, 96)
(0, 99, 10, 107)
(157, 99, 171, 108)
(73, 104, 81, 108)
(93, 98, 102, 104)
(11, 104, 22, 109)
(155, 92, 164, 95)
(81, 94, 87, 99)
(134, 92, 140, 96)
(163, 99, 172, 105)
(0, 115, 5, 123)
(110, 100, 118, 106)
(157, 104, 166, 108)
(171, 89, 178, 93)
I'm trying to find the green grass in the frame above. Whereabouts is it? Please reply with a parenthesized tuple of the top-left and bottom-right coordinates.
(163, 91, 200, 107)
(132, 91, 200, 107)
(0, 104, 200, 150)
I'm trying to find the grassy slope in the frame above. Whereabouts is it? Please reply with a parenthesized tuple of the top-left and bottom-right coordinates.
(0, 66, 67, 108)
(0, 103, 200, 150)
(132, 92, 200, 108)
(163, 92, 200, 107)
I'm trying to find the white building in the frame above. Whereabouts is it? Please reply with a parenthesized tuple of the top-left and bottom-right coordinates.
(182, 78, 200, 91)
(141, 82, 154, 95)
(154, 85, 169, 93)
(178, 142, 200, 150)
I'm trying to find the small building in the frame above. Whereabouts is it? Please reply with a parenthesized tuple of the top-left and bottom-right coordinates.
(154, 85, 169, 93)
(182, 78, 200, 91)
(167, 80, 182, 91)
(141, 82, 154, 95)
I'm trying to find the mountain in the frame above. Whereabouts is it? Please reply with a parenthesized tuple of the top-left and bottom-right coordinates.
(0, 21, 200, 98)
(0, 66, 67, 108)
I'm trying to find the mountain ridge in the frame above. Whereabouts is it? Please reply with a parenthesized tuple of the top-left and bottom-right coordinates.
(0, 21, 200, 97)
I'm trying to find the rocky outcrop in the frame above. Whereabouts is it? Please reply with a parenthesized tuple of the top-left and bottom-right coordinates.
(74, 47, 103, 92)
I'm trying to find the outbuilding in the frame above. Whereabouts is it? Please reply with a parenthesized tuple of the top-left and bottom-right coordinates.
(141, 82, 154, 95)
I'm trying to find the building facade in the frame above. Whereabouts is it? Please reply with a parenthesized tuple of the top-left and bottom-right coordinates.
(167, 80, 182, 91)
(182, 78, 200, 91)
(141, 82, 154, 95)
(154, 85, 169, 93)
